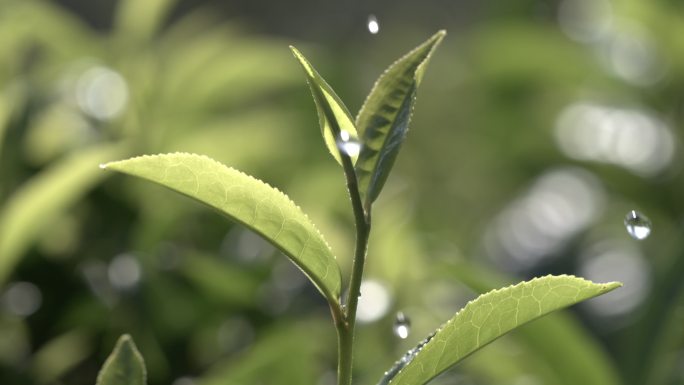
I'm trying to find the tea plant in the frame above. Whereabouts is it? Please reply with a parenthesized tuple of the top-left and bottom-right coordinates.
(98, 31, 620, 385)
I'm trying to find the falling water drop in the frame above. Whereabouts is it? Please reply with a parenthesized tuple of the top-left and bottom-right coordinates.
(624, 210, 651, 240)
(393, 312, 411, 339)
(337, 130, 361, 157)
(367, 15, 380, 34)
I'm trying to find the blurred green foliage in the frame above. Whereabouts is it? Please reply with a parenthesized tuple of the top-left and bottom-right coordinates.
(0, 0, 683, 385)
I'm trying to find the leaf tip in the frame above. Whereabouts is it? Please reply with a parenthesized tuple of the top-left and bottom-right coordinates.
(117, 333, 133, 343)
(97, 334, 146, 385)
(110, 334, 143, 360)
(289, 45, 304, 59)
(100, 159, 126, 172)
(602, 281, 623, 291)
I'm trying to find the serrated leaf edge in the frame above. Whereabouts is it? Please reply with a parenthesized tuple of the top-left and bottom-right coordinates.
(104, 152, 335, 259)
(388, 274, 621, 384)
(102, 152, 342, 303)
(354, 30, 446, 129)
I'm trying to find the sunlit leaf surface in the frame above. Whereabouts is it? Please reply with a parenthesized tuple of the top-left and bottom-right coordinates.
(387, 275, 621, 385)
(103, 153, 342, 305)
(355, 30, 445, 207)
(290, 46, 359, 165)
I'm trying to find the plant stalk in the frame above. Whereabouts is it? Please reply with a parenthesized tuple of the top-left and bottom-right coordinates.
(336, 153, 371, 385)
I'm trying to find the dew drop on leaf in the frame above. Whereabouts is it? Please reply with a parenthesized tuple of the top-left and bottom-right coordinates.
(337, 130, 361, 157)
(624, 210, 651, 240)
(376, 332, 435, 385)
(367, 14, 380, 34)
(393, 311, 411, 339)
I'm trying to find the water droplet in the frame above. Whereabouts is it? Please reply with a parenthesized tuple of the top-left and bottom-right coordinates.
(624, 210, 651, 240)
(376, 332, 436, 385)
(367, 15, 380, 34)
(98, 163, 108, 169)
(393, 312, 411, 339)
(337, 131, 361, 157)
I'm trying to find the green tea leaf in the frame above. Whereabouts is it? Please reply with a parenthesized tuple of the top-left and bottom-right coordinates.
(290, 46, 359, 165)
(438, 261, 621, 385)
(355, 30, 445, 207)
(96, 335, 146, 385)
(386, 275, 621, 385)
(103, 153, 342, 305)
(0, 143, 128, 285)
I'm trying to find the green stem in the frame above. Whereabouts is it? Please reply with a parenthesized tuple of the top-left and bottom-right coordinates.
(336, 154, 371, 385)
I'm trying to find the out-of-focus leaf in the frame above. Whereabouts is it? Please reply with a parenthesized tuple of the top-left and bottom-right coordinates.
(181, 252, 262, 306)
(199, 320, 330, 385)
(115, 0, 177, 43)
(23, 104, 95, 166)
(0, 1, 99, 61)
(31, 330, 91, 384)
(355, 30, 445, 207)
(290, 47, 359, 165)
(96, 335, 146, 385)
(0, 316, 30, 366)
(163, 110, 300, 165)
(164, 42, 297, 110)
(471, 23, 599, 84)
(103, 153, 342, 306)
(624, 241, 684, 385)
(386, 275, 621, 385)
(0, 90, 12, 155)
(0, 143, 128, 285)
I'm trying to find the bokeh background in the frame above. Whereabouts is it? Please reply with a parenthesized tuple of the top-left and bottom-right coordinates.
(1, 0, 683, 384)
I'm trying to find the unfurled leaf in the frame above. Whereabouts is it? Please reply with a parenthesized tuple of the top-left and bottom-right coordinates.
(385, 275, 621, 385)
(103, 153, 342, 305)
(290, 46, 359, 165)
(96, 335, 146, 385)
(355, 30, 445, 207)
(439, 261, 622, 385)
